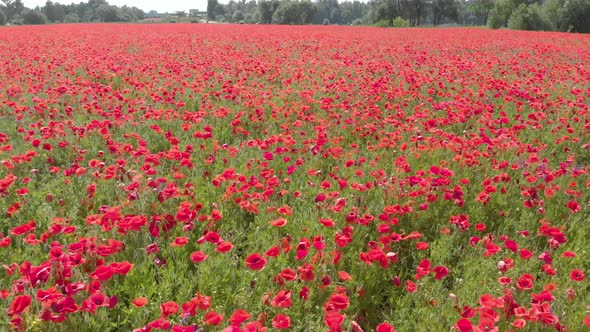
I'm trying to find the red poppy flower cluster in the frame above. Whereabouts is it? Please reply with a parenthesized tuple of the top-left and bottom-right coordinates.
(0, 24, 588, 331)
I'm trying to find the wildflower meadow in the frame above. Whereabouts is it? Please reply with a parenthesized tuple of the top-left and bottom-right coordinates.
(0, 24, 589, 332)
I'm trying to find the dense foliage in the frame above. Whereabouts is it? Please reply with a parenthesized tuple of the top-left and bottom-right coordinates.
(201, 0, 589, 29)
(0, 24, 589, 332)
(487, 0, 590, 32)
(21, 9, 47, 24)
(0, 7, 6, 24)
(0, 0, 143, 24)
(506, 3, 553, 31)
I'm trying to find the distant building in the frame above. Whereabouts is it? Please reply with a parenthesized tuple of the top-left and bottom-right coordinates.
(143, 17, 163, 22)
(145, 10, 161, 18)
(189, 9, 207, 18)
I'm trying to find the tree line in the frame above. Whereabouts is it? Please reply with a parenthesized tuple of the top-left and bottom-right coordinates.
(0, 0, 143, 25)
(206, 0, 456, 25)
(206, 0, 587, 31)
(0, 0, 587, 33)
(483, 0, 589, 32)
(206, 0, 368, 25)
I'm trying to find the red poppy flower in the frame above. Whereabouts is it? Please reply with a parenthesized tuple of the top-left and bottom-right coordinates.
(405, 280, 417, 293)
(455, 318, 473, 332)
(269, 218, 287, 227)
(245, 253, 267, 271)
(324, 311, 345, 330)
(376, 322, 396, 332)
(265, 245, 281, 257)
(300, 286, 309, 300)
(516, 274, 534, 290)
(160, 301, 179, 318)
(8, 295, 31, 316)
(146, 243, 160, 255)
(172, 325, 196, 332)
(170, 237, 189, 247)
(10, 220, 36, 236)
(512, 319, 526, 329)
(132, 297, 148, 307)
(194, 292, 212, 311)
(337, 271, 352, 281)
(271, 289, 292, 308)
(415, 259, 431, 280)
(416, 242, 429, 250)
(562, 251, 576, 258)
(298, 263, 315, 281)
(203, 311, 224, 326)
(215, 241, 233, 253)
(272, 313, 291, 329)
(148, 318, 171, 330)
(89, 265, 114, 281)
(54, 296, 78, 314)
(433, 266, 449, 280)
(111, 261, 133, 275)
(327, 293, 349, 310)
(319, 218, 335, 227)
(276, 268, 297, 283)
(570, 269, 585, 281)
(519, 249, 533, 259)
(228, 309, 250, 326)
(190, 251, 208, 263)
(244, 321, 265, 331)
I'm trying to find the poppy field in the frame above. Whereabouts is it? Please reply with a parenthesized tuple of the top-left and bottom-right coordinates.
(0, 24, 589, 332)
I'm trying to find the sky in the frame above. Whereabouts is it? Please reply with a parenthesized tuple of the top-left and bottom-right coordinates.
(23, 0, 208, 13)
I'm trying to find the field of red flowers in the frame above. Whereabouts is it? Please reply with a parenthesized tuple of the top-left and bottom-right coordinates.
(0, 24, 588, 332)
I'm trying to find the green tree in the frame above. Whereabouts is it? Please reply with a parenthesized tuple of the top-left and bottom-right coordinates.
(407, 0, 427, 26)
(542, 0, 561, 23)
(241, 0, 258, 23)
(367, 0, 399, 26)
(72, 0, 103, 21)
(88, 0, 108, 9)
(312, 0, 339, 24)
(70, 2, 92, 21)
(22, 8, 47, 24)
(468, 0, 493, 24)
(1, 0, 25, 21)
(557, 0, 590, 32)
(44, 1, 65, 22)
(258, 0, 279, 23)
(488, 0, 515, 28)
(44, 1, 55, 21)
(63, 12, 79, 22)
(272, 0, 316, 24)
(340, 0, 367, 24)
(298, 0, 317, 22)
(329, 7, 342, 23)
(96, 4, 119, 22)
(118, 5, 141, 21)
(0, 8, 6, 24)
(176, 10, 187, 17)
(207, 0, 219, 20)
(507, 3, 554, 30)
(232, 9, 245, 21)
(132, 7, 144, 20)
(272, 1, 299, 23)
(393, 15, 409, 25)
(432, 0, 458, 25)
(214, 4, 225, 17)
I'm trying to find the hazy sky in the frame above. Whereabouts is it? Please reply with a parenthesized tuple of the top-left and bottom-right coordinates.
(23, 0, 208, 13)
